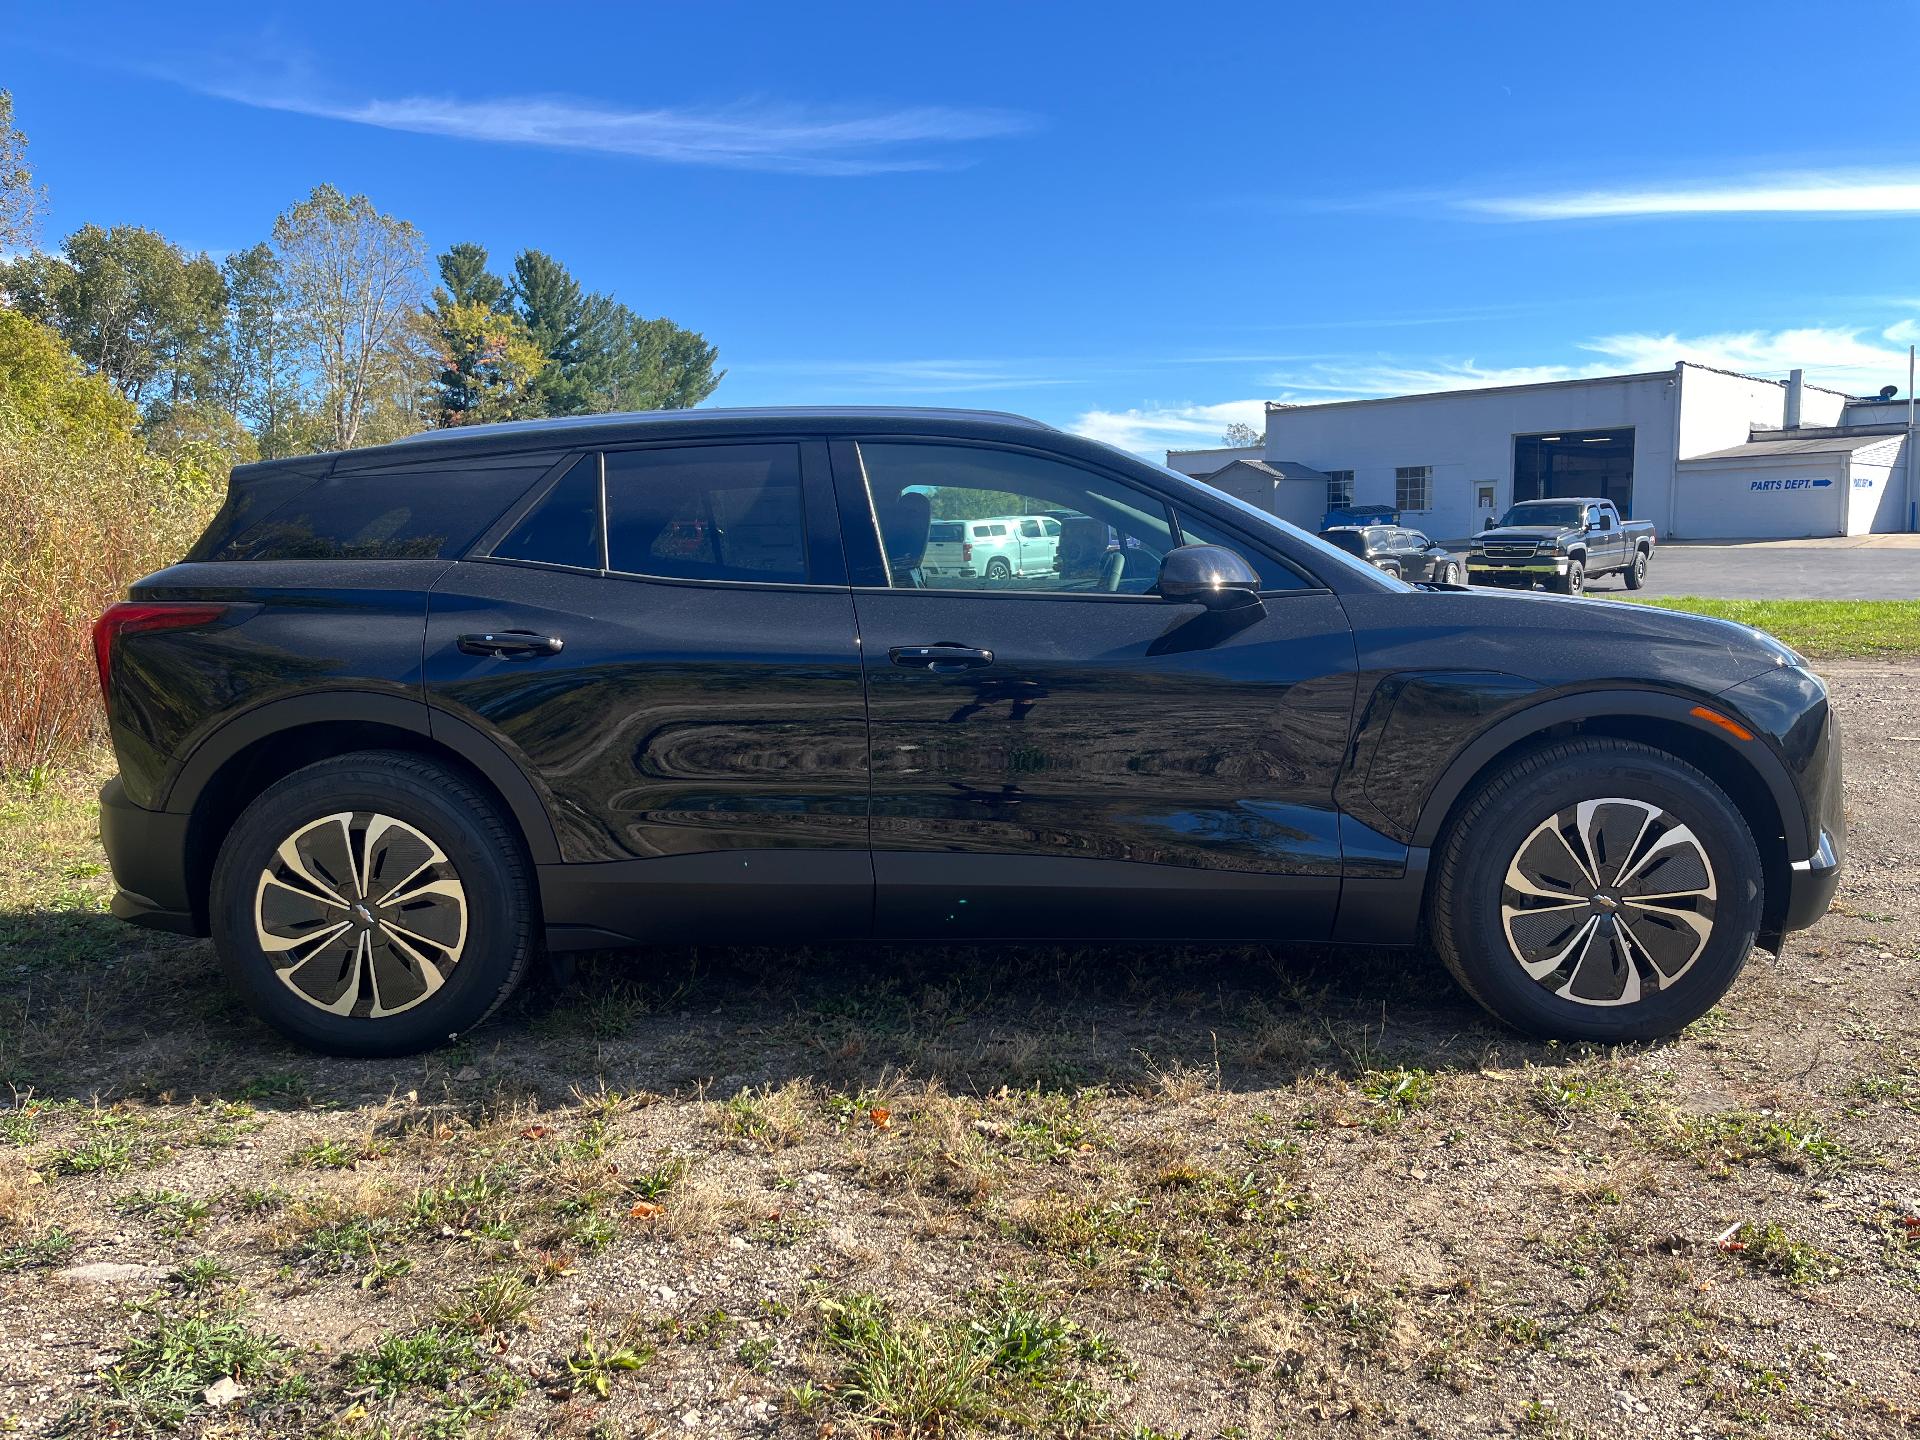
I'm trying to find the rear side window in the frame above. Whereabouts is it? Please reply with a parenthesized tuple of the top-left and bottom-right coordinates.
(207, 460, 552, 561)
(604, 444, 807, 583)
(1321, 530, 1366, 558)
(491, 455, 602, 568)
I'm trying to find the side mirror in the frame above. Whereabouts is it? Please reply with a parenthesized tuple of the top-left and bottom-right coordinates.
(1483, 517, 1496, 531)
(1158, 544, 1263, 610)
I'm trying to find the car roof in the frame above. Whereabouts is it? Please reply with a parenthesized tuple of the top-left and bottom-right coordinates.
(386, 405, 1053, 447)
(228, 406, 1063, 481)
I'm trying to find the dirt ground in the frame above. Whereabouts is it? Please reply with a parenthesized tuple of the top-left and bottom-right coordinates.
(1, 660, 1916, 1439)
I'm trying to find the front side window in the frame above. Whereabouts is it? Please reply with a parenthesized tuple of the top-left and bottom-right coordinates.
(1172, 509, 1307, 592)
(1395, 465, 1433, 513)
(858, 442, 1175, 595)
(604, 444, 807, 583)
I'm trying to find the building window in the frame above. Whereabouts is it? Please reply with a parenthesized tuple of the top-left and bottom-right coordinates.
(1325, 470, 1354, 509)
(1395, 465, 1432, 513)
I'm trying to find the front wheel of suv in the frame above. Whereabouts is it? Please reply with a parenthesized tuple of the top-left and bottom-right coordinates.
(1428, 738, 1763, 1042)
(209, 751, 535, 1056)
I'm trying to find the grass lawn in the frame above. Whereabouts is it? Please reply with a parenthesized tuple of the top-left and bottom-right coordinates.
(1613, 596, 1920, 659)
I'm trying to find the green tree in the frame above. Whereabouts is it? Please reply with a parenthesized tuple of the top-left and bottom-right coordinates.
(1220, 421, 1261, 447)
(427, 299, 547, 426)
(509, 249, 617, 416)
(216, 243, 311, 457)
(603, 307, 724, 411)
(505, 250, 721, 416)
(272, 184, 432, 450)
(0, 308, 140, 443)
(437, 241, 509, 313)
(425, 244, 546, 424)
(0, 89, 45, 252)
(3, 224, 226, 411)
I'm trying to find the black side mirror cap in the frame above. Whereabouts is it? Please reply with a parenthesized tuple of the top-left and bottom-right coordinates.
(1158, 544, 1263, 610)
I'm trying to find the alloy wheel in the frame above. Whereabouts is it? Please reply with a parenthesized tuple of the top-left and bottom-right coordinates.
(252, 812, 468, 1018)
(1499, 797, 1716, 1006)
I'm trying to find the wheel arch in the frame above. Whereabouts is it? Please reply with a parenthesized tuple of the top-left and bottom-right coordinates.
(172, 693, 561, 931)
(1411, 691, 1802, 947)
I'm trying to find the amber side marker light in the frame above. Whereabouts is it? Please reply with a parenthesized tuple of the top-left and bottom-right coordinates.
(1689, 705, 1754, 742)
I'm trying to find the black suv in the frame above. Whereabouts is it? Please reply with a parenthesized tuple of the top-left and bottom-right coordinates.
(1319, 524, 1461, 585)
(95, 407, 1844, 1055)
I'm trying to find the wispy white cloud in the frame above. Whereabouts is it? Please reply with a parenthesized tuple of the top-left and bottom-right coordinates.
(189, 79, 1033, 175)
(1463, 167, 1920, 220)
(1070, 399, 1268, 457)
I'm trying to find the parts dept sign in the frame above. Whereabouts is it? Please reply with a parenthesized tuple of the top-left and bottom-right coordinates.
(1747, 476, 1834, 493)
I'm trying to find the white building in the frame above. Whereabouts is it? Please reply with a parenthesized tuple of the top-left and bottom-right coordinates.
(1167, 362, 1915, 541)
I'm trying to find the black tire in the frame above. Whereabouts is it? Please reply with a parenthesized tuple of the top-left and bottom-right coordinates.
(1554, 559, 1585, 595)
(1428, 738, 1762, 1042)
(1625, 548, 1648, 590)
(1439, 561, 1461, 585)
(209, 750, 535, 1056)
(985, 558, 1012, 581)
(1379, 561, 1401, 579)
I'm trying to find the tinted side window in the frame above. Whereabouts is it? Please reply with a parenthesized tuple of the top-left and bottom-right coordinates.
(491, 455, 602, 568)
(859, 441, 1175, 595)
(211, 461, 550, 561)
(605, 444, 807, 583)
(1173, 510, 1307, 591)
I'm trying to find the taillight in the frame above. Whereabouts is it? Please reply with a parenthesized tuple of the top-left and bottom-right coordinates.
(962, 542, 972, 563)
(92, 601, 229, 708)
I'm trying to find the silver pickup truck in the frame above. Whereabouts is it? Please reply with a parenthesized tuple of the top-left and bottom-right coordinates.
(1466, 498, 1656, 596)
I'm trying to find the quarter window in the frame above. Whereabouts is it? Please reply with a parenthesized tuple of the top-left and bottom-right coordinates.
(858, 442, 1175, 595)
(1395, 466, 1433, 513)
(201, 459, 555, 562)
(491, 455, 602, 569)
(604, 444, 807, 583)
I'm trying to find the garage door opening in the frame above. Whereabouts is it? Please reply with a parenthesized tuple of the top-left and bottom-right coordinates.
(1513, 429, 1635, 515)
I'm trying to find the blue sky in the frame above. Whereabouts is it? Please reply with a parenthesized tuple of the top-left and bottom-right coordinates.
(9, 1, 1920, 454)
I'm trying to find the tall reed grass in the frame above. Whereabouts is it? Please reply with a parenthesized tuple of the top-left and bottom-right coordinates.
(0, 414, 219, 776)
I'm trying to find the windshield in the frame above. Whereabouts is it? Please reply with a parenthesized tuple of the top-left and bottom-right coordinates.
(1498, 502, 1587, 527)
(1093, 442, 1411, 591)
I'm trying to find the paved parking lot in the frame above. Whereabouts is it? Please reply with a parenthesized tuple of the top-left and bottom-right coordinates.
(1457, 535, 1920, 600)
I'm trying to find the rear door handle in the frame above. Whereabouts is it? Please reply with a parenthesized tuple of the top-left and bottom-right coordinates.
(458, 630, 565, 659)
(890, 643, 994, 672)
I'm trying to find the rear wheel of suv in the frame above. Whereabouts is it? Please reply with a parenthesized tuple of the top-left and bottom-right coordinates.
(1429, 738, 1762, 1042)
(209, 751, 535, 1056)
(1625, 549, 1648, 590)
(985, 557, 1012, 581)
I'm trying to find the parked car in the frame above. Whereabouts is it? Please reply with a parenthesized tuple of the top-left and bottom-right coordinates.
(94, 407, 1842, 1055)
(1468, 498, 1656, 595)
(1318, 524, 1461, 584)
(922, 512, 1059, 582)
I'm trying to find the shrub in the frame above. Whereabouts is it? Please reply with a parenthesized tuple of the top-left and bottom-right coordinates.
(0, 311, 222, 773)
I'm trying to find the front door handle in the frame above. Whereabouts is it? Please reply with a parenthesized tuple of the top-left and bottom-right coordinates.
(458, 630, 565, 659)
(890, 643, 994, 672)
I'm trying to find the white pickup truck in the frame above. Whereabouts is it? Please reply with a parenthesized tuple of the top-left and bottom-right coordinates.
(922, 514, 1061, 581)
